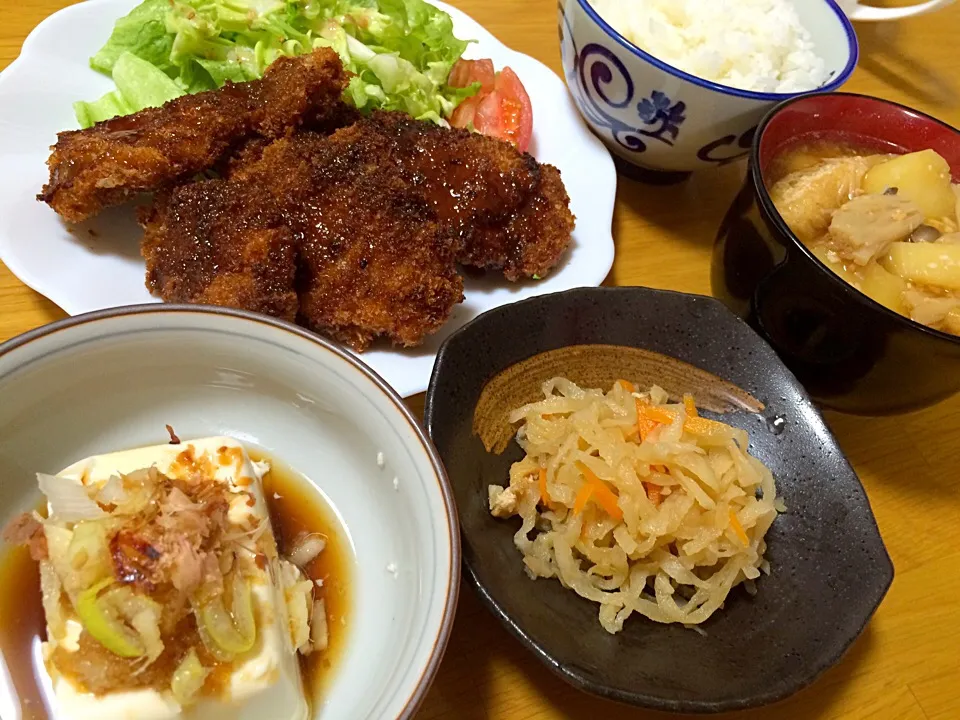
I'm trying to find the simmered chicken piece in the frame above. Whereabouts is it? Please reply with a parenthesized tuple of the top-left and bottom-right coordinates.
(827, 194, 925, 266)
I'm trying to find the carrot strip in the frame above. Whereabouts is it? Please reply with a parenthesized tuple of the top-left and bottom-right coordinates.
(576, 462, 623, 522)
(643, 482, 662, 507)
(578, 437, 590, 452)
(639, 402, 731, 438)
(684, 416, 732, 438)
(729, 510, 749, 546)
(572, 483, 594, 516)
(616, 379, 635, 393)
(683, 394, 698, 418)
(538, 468, 550, 506)
(635, 398, 659, 441)
(640, 405, 677, 426)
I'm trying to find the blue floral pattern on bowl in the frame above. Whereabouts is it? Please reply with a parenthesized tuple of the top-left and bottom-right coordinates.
(637, 91, 686, 145)
(566, 38, 688, 154)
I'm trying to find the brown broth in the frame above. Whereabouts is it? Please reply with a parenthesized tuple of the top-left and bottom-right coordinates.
(765, 133, 905, 185)
(0, 450, 352, 719)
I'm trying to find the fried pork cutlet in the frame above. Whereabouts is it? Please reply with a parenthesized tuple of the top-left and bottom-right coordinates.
(291, 182, 464, 350)
(140, 161, 464, 351)
(40, 48, 349, 223)
(229, 111, 575, 280)
(140, 183, 299, 321)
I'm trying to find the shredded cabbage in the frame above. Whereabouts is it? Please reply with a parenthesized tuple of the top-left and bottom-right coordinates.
(38, 473, 106, 523)
(287, 532, 326, 567)
(489, 379, 782, 634)
(65, 521, 113, 590)
(171, 648, 210, 706)
(76, 0, 478, 128)
(279, 559, 314, 653)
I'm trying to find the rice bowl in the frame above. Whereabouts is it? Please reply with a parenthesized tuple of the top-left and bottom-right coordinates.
(559, 0, 857, 173)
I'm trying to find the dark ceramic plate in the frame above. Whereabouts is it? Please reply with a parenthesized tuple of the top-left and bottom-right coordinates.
(424, 287, 893, 713)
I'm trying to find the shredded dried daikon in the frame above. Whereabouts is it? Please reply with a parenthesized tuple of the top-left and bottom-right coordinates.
(488, 378, 781, 634)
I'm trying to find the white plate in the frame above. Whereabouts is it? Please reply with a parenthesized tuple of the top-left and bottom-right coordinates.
(0, 0, 616, 397)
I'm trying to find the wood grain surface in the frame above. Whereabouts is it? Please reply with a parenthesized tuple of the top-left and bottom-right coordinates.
(1, 1, 959, 718)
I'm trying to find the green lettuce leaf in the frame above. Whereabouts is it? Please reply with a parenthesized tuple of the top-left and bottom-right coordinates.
(75, 52, 185, 128)
(89, 0, 176, 77)
(74, 92, 133, 129)
(77, 0, 476, 128)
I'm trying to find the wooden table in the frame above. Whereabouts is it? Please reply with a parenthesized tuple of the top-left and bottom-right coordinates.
(2, 1, 960, 718)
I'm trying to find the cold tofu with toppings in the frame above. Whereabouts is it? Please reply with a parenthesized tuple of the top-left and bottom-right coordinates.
(5, 437, 324, 720)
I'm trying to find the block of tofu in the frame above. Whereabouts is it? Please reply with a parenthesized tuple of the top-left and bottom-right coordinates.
(38, 437, 309, 720)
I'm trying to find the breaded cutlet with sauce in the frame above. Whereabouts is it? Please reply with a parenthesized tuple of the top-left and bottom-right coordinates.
(140, 183, 299, 321)
(228, 111, 575, 281)
(40, 48, 349, 223)
(140, 159, 464, 351)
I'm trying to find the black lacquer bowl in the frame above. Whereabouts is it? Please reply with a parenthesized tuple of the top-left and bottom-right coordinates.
(424, 286, 893, 713)
(712, 92, 960, 415)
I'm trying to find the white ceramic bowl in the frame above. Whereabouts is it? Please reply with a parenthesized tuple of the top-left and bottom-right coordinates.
(558, 0, 859, 177)
(0, 306, 459, 720)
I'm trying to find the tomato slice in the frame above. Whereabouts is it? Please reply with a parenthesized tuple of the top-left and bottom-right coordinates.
(450, 94, 478, 129)
(448, 62, 534, 153)
(448, 59, 495, 94)
(493, 67, 533, 153)
(472, 91, 505, 139)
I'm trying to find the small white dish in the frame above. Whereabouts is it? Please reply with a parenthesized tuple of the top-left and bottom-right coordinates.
(0, 305, 459, 720)
(559, 0, 858, 176)
(0, 0, 616, 398)
(837, 0, 954, 21)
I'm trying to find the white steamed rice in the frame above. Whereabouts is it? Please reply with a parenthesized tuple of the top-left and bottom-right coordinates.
(590, 0, 830, 93)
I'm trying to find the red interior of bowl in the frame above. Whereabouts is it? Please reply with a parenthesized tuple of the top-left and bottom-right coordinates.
(758, 93, 960, 184)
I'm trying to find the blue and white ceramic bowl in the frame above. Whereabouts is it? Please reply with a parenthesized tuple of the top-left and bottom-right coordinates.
(558, 0, 859, 178)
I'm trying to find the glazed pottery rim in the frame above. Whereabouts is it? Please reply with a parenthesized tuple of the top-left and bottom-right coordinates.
(0, 303, 462, 720)
(751, 90, 960, 348)
(425, 285, 894, 714)
(572, 0, 859, 102)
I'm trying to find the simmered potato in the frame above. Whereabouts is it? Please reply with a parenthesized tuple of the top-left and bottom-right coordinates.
(811, 244, 862, 287)
(861, 262, 907, 313)
(904, 289, 960, 326)
(863, 150, 956, 220)
(945, 306, 960, 335)
(883, 242, 960, 290)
